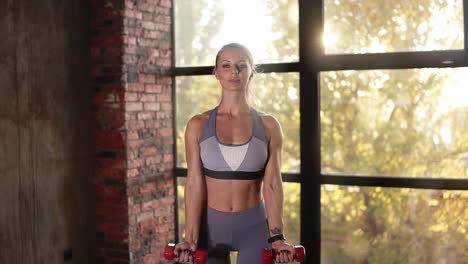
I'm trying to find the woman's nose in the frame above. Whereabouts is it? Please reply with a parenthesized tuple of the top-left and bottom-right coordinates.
(230, 64, 241, 75)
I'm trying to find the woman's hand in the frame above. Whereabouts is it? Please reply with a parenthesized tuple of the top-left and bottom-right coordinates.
(271, 240, 295, 263)
(173, 240, 197, 263)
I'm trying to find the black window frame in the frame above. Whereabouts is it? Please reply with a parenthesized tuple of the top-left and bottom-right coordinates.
(172, 0, 468, 262)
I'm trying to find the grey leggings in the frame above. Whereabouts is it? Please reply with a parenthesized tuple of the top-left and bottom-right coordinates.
(206, 202, 270, 264)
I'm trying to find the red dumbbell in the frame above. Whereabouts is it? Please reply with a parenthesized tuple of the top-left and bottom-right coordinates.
(262, 245, 306, 263)
(163, 243, 207, 264)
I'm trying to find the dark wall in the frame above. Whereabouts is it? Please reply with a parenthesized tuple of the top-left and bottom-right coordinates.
(0, 0, 93, 263)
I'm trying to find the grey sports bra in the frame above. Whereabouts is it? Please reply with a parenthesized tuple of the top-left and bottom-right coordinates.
(199, 107, 269, 180)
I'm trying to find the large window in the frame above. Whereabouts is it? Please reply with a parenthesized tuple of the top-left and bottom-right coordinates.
(173, 1, 301, 262)
(173, 0, 468, 263)
(315, 0, 468, 263)
(321, 68, 468, 178)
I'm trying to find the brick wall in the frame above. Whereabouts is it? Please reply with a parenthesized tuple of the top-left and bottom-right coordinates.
(91, 0, 175, 263)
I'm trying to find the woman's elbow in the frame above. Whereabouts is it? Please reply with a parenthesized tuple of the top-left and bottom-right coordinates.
(263, 181, 282, 197)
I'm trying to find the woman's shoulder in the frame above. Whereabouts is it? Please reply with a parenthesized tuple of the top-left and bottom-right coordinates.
(186, 109, 214, 132)
(256, 110, 281, 129)
(255, 110, 282, 141)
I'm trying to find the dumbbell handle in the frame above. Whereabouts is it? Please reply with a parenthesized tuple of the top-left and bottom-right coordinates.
(163, 243, 207, 264)
(262, 245, 306, 263)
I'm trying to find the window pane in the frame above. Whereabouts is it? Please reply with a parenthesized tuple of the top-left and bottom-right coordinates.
(321, 185, 468, 263)
(174, 0, 299, 66)
(320, 68, 468, 178)
(323, 0, 464, 54)
(282, 182, 301, 245)
(178, 178, 300, 247)
(177, 177, 186, 243)
(176, 73, 300, 172)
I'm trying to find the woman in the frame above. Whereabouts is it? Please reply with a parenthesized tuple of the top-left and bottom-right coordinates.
(174, 43, 295, 264)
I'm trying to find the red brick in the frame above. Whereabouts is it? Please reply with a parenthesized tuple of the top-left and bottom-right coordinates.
(107, 249, 130, 261)
(143, 254, 158, 264)
(125, 112, 137, 120)
(124, 9, 142, 19)
(127, 131, 139, 140)
(125, 92, 138, 101)
(139, 219, 159, 230)
(144, 30, 162, 39)
(144, 102, 160, 111)
(163, 154, 173, 162)
(128, 150, 139, 159)
(161, 102, 171, 111)
(142, 200, 160, 211)
(156, 112, 169, 119)
(127, 168, 139, 178)
(128, 204, 141, 214)
(125, 0, 134, 9)
(96, 205, 128, 216)
(106, 231, 129, 242)
(156, 77, 172, 85)
(129, 239, 140, 252)
(145, 84, 162, 93)
(102, 195, 128, 205)
(127, 139, 144, 149)
(160, 196, 175, 205)
(123, 54, 138, 64)
(161, 0, 172, 8)
(125, 102, 143, 112)
(139, 93, 156, 102)
(158, 128, 172, 137)
(142, 12, 153, 21)
(139, 74, 155, 83)
(145, 156, 161, 165)
(140, 147, 157, 157)
(126, 83, 145, 92)
(127, 120, 145, 130)
(95, 131, 125, 149)
(124, 45, 137, 54)
(96, 167, 126, 179)
(91, 55, 122, 64)
(139, 184, 157, 193)
(137, 211, 154, 223)
(128, 159, 144, 169)
(155, 223, 172, 233)
(141, 21, 155, 30)
(145, 120, 161, 129)
(137, 112, 153, 120)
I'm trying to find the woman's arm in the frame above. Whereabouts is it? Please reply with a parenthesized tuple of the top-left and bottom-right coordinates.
(184, 115, 206, 244)
(174, 115, 206, 262)
(262, 115, 295, 262)
(262, 115, 285, 237)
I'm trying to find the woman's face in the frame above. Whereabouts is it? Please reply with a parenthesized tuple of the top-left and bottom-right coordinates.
(214, 47, 253, 92)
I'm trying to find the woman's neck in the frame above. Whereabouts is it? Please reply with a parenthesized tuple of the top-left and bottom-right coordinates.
(217, 93, 250, 116)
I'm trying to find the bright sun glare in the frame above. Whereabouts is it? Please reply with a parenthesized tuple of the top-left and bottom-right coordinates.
(441, 70, 468, 109)
(210, 0, 274, 62)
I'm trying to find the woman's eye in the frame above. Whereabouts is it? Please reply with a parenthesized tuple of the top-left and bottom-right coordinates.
(222, 64, 230, 68)
(238, 64, 247, 69)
